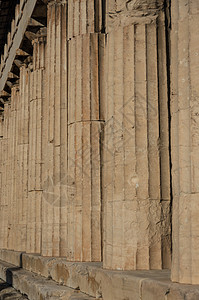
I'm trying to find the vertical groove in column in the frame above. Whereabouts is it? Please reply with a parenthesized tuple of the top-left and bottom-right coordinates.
(135, 24, 150, 270)
(189, 0, 199, 285)
(157, 11, 172, 269)
(103, 28, 114, 269)
(147, 22, 162, 270)
(179, 0, 191, 283)
(0, 117, 3, 249)
(123, 25, 136, 270)
(113, 26, 125, 269)
(59, 0, 68, 256)
(67, 37, 76, 260)
(170, 0, 180, 282)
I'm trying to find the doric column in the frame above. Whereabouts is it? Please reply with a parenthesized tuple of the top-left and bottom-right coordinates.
(8, 86, 19, 250)
(9, 65, 30, 252)
(103, 0, 171, 270)
(65, 0, 105, 261)
(27, 31, 46, 253)
(0, 116, 3, 248)
(171, 0, 199, 284)
(41, 0, 67, 256)
(67, 33, 105, 261)
(1, 104, 10, 249)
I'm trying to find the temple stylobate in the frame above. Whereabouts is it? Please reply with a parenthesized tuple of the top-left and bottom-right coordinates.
(0, 1, 198, 299)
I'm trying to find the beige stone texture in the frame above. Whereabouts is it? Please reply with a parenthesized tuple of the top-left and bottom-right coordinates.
(27, 35, 46, 254)
(0, 279, 28, 299)
(0, 259, 96, 300)
(67, 0, 95, 40)
(170, 0, 199, 284)
(0, 0, 198, 295)
(67, 33, 104, 262)
(42, 0, 68, 257)
(1, 251, 199, 300)
(103, 11, 171, 270)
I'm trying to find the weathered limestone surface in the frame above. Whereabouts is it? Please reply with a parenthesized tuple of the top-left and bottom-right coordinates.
(27, 33, 46, 254)
(171, 0, 199, 284)
(42, 0, 67, 257)
(0, 279, 28, 300)
(0, 0, 199, 293)
(106, 0, 164, 32)
(0, 69, 29, 252)
(0, 259, 96, 300)
(67, 33, 104, 262)
(103, 0, 171, 270)
(1, 251, 199, 300)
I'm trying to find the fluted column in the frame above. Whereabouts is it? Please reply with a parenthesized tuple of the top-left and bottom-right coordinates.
(0, 116, 3, 249)
(0, 103, 12, 250)
(27, 31, 46, 253)
(171, 0, 199, 284)
(14, 66, 30, 251)
(67, 33, 105, 261)
(65, 0, 105, 261)
(42, 0, 67, 256)
(8, 86, 19, 250)
(103, 0, 171, 270)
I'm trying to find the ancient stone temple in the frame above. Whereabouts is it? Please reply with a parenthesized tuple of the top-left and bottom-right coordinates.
(0, 0, 198, 299)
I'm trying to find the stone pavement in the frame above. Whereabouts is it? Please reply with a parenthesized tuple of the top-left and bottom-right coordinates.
(0, 279, 28, 300)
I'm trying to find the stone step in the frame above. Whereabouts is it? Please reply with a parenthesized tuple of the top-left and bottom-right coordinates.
(0, 279, 28, 299)
(0, 250, 199, 300)
(0, 260, 98, 300)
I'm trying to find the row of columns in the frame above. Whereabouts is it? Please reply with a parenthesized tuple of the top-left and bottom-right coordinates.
(0, 0, 198, 284)
(0, 0, 171, 267)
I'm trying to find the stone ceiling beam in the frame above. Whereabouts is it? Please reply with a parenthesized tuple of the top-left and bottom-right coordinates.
(0, 0, 37, 91)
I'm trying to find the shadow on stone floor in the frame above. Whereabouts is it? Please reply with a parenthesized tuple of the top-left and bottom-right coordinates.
(0, 279, 28, 299)
(6, 267, 21, 285)
(0, 282, 10, 292)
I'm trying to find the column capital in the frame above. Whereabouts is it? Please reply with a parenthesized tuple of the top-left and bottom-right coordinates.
(47, 0, 67, 6)
(32, 28, 47, 45)
(107, 0, 164, 32)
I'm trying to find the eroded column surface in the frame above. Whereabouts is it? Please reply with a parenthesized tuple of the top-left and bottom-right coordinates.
(8, 86, 20, 251)
(42, 0, 67, 256)
(27, 32, 46, 254)
(171, 0, 199, 284)
(103, 0, 171, 270)
(67, 33, 105, 261)
(0, 106, 9, 250)
(16, 66, 30, 251)
(0, 116, 3, 248)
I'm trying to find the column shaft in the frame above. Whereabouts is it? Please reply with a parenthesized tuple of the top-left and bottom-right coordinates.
(171, 0, 199, 284)
(103, 1, 171, 270)
(67, 33, 104, 261)
(27, 34, 46, 254)
(42, 1, 67, 256)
